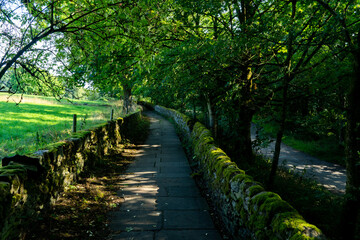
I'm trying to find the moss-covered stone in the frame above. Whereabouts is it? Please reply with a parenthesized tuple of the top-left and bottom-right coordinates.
(271, 212, 324, 239)
(251, 191, 281, 208)
(247, 185, 265, 198)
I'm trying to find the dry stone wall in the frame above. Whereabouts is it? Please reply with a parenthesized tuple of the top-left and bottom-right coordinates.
(154, 105, 326, 240)
(0, 111, 142, 240)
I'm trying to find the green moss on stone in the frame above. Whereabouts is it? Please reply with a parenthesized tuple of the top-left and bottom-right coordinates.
(251, 191, 281, 208)
(250, 195, 298, 239)
(214, 158, 232, 177)
(70, 130, 91, 140)
(46, 141, 67, 153)
(271, 212, 323, 240)
(247, 185, 265, 198)
(232, 174, 253, 187)
(259, 198, 296, 217)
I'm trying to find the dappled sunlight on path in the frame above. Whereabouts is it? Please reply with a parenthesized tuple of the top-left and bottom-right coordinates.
(108, 112, 222, 239)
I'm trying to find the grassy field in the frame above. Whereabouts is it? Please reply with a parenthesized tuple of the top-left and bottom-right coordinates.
(0, 93, 128, 160)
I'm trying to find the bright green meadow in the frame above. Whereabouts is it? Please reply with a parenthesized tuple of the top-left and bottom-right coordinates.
(0, 93, 125, 160)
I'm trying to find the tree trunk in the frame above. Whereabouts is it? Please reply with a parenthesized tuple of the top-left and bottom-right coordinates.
(206, 95, 218, 138)
(342, 50, 360, 240)
(233, 106, 255, 165)
(268, 76, 290, 188)
(123, 85, 132, 114)
(206, 97, 214, 129)
(268, 0, 296, 189)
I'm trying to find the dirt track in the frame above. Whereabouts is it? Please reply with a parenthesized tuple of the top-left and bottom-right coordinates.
(251, 126, 346, 194)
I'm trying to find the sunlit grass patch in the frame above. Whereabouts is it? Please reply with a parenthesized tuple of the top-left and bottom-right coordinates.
(0, 93, 126, 159)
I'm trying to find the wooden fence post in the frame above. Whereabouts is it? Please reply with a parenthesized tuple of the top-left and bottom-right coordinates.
(72, 114, 77, 133)
(110, 109, 114, 121)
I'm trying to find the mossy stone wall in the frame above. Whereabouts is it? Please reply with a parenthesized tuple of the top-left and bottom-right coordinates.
(0, 111, 142, 240)
(154, 105, 326, 240)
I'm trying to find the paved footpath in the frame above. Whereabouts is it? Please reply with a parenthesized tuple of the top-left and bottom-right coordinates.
(108, 112, 222, 240)
(251, 125, 346, 194)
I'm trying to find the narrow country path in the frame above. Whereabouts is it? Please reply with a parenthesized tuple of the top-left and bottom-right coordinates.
(108, 111, 222, 240)
(251, 126, 346, 194)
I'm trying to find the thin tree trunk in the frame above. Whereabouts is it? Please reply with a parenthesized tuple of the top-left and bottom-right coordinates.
(268, 0, 296, 188)
(206, 96, 217, 137)
(268, 77, 289, 188)
(123, 85, 132, 114)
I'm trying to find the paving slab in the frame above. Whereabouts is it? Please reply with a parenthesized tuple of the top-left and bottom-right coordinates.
(163, 210, 215, 229)
(156, 177, 198, 187)
(156, 173, 191, 178)
(118, 186, 159, 198)
(119, 197, 157, 210)
(108, 111, 221, 239)
(126, 167, 159, 173)
(129, 153, 158, 158)
(157, 162, 189, 167)
(109, 210, 162, 231)
(156, 197, 209, 210)
(121, 171, 158, 178)
(160, 155, 188, 162)
(160, 152, 187, 158)
(166, 186, 201, 197)
(112, 231, 154, 240)
(159, 166, 191, 174)
(155, 230, 222, 240)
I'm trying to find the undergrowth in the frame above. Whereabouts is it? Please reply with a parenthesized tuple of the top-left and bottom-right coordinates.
(238, 155, 344, 240)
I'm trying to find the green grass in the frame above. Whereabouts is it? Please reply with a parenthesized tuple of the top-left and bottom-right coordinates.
(0, 93, 127, 160)
(282, 135, 345, 166)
